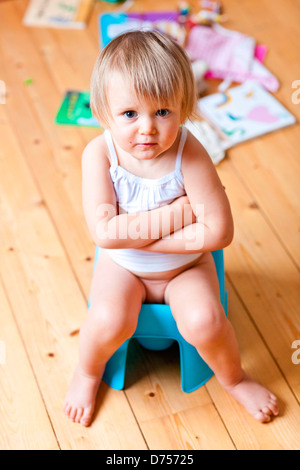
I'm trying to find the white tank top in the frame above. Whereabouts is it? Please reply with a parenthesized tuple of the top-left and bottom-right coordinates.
(103, 127, 200, 273)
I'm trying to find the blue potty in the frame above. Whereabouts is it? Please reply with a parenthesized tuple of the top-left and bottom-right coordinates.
(90, 247, 228, 393)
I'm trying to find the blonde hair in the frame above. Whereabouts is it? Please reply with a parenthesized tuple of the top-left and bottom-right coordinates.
(90, 30, 197, 127)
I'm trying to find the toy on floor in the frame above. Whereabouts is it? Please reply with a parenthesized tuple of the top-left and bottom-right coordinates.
(186, 23, 280, 91)
(191, 0, 225, 26)
(179, 0, 226, 28)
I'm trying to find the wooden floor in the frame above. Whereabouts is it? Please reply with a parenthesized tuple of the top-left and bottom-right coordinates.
(0, 0, 299, 450)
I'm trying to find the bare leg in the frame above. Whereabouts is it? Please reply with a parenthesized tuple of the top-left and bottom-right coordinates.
(63, 250, 145, 426)
(164, 252, 279, 423)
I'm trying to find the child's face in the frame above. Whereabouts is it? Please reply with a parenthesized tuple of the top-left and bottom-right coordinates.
(106, 72, 182, 161)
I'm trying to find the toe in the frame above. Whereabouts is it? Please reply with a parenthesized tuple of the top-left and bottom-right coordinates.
(262, 406, 273, 416)
(81, 408, 93, 427)
(64, 404, 72, 418)
(75, 408, 84, 423)
(81, 416, 92, 427)
(269, 400, 279, 416)
(69, 407, 77, 422)
(254, 411, 271, 423)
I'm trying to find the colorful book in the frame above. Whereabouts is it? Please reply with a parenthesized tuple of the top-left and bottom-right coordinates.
(55, 91, 100, 127)
(198, 81, 296, 147)
(23, 0, 93, 29)
(98, 11, 183, 48)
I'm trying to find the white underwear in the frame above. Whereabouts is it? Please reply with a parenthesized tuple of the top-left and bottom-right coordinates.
(106, 248, 201, 273)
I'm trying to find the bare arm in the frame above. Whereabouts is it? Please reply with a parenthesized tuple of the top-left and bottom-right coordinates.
(82, 136, 189, 249)
(141, 132, 234, 253)
(95, 197, 191, 249)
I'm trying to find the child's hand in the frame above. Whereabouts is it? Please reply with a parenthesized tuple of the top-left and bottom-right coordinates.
(171, 196, 197, 225)
(172, 195, 190, 207)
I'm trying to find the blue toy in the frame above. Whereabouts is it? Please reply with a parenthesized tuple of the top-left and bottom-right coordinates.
(90, 247, 228, 393)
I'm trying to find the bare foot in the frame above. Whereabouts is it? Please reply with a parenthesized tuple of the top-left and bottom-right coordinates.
(224, 372, 279, 423)
(63, 366, 103, 427)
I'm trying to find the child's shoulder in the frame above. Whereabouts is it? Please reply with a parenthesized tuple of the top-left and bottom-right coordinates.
(82, 133, 106, 155)
(182, 127, 214, 171)
(82, 132, 110, 166)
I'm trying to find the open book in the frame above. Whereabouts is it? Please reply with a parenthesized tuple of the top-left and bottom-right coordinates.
(197, 81, 296, 148)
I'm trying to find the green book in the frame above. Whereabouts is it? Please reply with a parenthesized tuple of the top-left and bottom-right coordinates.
(55, 90, 100, 127)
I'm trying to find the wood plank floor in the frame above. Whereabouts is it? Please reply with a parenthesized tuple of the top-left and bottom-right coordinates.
(0, 0, 299, 450)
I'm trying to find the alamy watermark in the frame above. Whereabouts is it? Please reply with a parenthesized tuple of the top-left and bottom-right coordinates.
(96, 203, 205, 250)
(0, 80, 6, 104)
(291, 340, 300, 365)
(0, 340, 6, 365)
(291, 80, 300, 105)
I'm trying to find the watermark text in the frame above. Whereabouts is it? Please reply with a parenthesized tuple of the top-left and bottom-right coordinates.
(291, 340, 300, 365)
(291, 80, 300, 105)
(95, 203, 205, 250)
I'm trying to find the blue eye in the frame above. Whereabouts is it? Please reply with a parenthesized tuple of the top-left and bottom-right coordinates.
(124, 110, 137, 119)
(156, 109, 169, 117)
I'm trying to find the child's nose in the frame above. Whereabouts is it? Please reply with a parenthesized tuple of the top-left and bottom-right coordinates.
(139, 115, 156, 135)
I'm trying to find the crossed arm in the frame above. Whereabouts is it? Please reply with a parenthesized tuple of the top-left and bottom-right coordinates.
(142, 135, 234, 253)
(82, 133, 234, 254)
